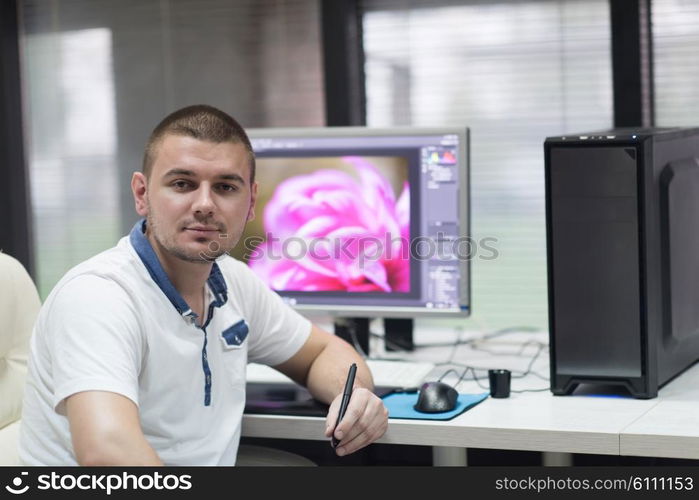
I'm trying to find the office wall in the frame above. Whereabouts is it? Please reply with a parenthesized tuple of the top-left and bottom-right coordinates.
(363, 0, 613, 330)
(14, 0, 699, 325)
(18, 0, 324, 297)
(0, 0, 33, 276)
(653, 0, 699, 126)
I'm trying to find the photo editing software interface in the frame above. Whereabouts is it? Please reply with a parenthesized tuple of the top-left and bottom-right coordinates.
(237, 127, 470, 317)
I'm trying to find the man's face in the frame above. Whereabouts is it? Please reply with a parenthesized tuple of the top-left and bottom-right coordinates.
(132, 134, 257, 263)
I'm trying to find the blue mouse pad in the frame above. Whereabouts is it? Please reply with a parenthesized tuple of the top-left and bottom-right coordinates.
(382, 392, 489, 420)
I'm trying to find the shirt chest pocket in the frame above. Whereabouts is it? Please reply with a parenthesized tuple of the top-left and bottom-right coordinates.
(218, 319, 249, 389)
(220, 319, 249, 350)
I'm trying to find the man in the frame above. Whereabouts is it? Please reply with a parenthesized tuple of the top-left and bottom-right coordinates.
(19, 105, 388, 465)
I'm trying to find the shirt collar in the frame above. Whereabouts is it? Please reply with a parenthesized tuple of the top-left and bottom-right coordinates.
(129, 219, 228, 319)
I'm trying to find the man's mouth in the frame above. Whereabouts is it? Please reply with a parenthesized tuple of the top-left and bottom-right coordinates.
(184, 226, 219, 234)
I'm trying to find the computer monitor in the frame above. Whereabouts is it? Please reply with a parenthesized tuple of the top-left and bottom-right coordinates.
(236, 127, 470, 351)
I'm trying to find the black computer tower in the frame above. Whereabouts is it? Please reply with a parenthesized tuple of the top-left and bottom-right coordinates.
(545, 128, 699, 398)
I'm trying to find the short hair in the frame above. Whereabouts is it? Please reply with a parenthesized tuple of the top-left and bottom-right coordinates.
(142, 104, 256, 183)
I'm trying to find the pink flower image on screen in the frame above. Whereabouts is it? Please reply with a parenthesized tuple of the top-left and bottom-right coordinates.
(249, 156, 410, 292)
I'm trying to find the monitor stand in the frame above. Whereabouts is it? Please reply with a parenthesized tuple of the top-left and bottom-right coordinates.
(333, 317, 414, 355)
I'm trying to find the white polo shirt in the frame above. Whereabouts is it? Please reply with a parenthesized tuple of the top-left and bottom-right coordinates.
(19, 220, 311, 465)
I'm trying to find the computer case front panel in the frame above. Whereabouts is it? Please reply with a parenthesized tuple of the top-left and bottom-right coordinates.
(546, 128, 699, 399)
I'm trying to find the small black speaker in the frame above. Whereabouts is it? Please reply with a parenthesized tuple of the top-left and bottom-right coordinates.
(488, 369, 511, 398)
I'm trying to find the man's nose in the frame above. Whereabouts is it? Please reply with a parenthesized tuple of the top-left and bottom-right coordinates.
(192, 185, 216, 216)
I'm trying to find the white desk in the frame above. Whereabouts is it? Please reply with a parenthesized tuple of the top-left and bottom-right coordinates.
(242, 326, 698, 464)
(242, 389, 657, 456)
(620, 366, 699, 459)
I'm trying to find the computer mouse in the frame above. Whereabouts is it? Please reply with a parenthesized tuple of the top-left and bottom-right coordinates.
(413, 381, 459, 413)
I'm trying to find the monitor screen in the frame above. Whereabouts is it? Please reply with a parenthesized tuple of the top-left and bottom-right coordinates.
(235, 127, 470, 317)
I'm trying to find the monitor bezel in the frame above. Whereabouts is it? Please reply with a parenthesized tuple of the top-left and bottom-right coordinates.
(246, 125, 470, 318)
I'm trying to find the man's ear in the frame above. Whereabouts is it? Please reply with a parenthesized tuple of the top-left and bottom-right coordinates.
(132, 172, 149, 217)
(247, 181, 258, 222)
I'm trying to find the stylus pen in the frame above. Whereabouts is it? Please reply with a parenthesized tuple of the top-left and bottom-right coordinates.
(331, 363, 357, 448)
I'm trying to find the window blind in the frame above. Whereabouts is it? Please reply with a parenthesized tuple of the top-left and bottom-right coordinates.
(652, 0, 699, 127)
(19, 0, 324, 298)
(363, 0, 613, 330)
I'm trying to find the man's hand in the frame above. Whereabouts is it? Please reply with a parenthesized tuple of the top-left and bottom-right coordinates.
(323, 387, 388, 456)
(274, 323, 389, 456)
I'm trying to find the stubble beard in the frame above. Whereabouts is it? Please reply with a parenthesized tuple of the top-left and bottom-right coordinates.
(146, 211, 232, 264)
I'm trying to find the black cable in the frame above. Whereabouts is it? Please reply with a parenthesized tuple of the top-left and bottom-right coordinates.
(347, 322, 369, 358)
(446, 326, 468, 364)
(459, 366, 490, 390)
(439, 364, 549, 394)
(381, 332, 415, 353)
(433, 360, 538, 379)
(510, 386, 550, 393)
(369, 325, 544, 350)
(364, 325, 551, 392)
(434, 341, 550, 392)
(437, 368, 466, 383)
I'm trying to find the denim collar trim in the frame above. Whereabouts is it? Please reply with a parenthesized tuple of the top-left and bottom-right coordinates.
(129, 219, 228, 318)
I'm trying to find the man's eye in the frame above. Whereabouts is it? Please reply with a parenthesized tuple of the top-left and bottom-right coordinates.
(173, 180, 191, 190)
(218, 184, 238, 192)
